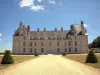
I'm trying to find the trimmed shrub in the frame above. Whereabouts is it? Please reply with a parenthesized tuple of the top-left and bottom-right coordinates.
(34, 52, 39, 56)
(85, 49, 98, 63)
(62, 52, 67, 56)
(1, 50, 14, 64)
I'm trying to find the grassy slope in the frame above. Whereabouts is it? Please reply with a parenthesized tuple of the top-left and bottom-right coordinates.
(0, 55, 36, 70)
(65, 53, 100, 68)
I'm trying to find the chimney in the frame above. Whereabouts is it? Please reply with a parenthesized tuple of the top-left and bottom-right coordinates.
(70, 24, 74, 30)
(37, 28, 40, 32)
(44, 28, 46, 32)
(27, 25, 30, 32)
(61, 27, 63, 31)
(55, 28, 57, 32)
(20, 22, 23, 26)
(81, 21, 84, 25)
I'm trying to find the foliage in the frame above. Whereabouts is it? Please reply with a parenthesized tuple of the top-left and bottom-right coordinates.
(86, 49, 98, 63)
(62, 52, 67, 56)
(34, 52, 39, 56)
(1, 50, 14, 64)
(89, 36, 100, 48)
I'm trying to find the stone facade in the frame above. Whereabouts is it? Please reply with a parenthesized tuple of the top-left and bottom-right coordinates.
(12, 21, 88, 54)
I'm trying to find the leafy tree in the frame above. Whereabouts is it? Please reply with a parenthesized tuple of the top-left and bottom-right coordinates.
(86, 49, 98, 63)
(1, 50, 14, 64)
(34, 52, 39, 56)
(90, 36, 100, 48)
(62, 52, 67, 56)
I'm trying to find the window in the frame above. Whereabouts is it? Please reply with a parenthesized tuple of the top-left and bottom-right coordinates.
(30, 42, 32, 46)
(23, 48, 25, 52)
(69, 48, 71, 52)
(49, 41, 51, 46)
(65, 42, 66, 46)
(75, 36, 77, 40)
(35, 42, 36, 46)
(41, 41, 43, 46)
(75, 41, 77, 46)
(41, 48, 44, 53)
(30, 48, 32, 52)
(75, 48, 77, 52)
(57, 41, 59, 46)
(34, 48, 36, 53)
(69, 41, 71, 46)
(23, 42, 25, 46)
(57, 48, 60, 52)
(23, 36, 26, 40)
(65, 48, 67, 52)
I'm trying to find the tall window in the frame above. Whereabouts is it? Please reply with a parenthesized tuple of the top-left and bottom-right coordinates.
(49, 41, 51, 46)
(30, 42, 32, 46)
(34, 48, 36, 53)
(75, 48, 77, 52)
(35, 42, 36, 46)
(41, 48, 44, 53)
(57, 48, 60, 53)
(75, 41, 77, 46)
(41, 41, 43, 46)
(23, 36, 26, 40)
(23, 48, 25, 52)
(30, 48, 32, 52)
(57, 41, 59, 46)
(65, 48, 67, 52)
(65, 42, 66, 46)
(69, 48, 71, 52)
(75, 36, 77, 40)
(23, 42, 25, 46)
(69, 41, 71, 46)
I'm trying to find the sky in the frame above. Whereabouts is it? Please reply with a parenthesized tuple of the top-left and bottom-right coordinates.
(0, 0, 100, 52)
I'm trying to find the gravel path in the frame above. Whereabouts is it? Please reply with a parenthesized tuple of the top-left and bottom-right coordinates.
(0, 55, 100, 75)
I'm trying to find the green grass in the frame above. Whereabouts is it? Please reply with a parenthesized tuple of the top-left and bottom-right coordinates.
(0, 55, 36, 70)
(65, 53, 100, 69)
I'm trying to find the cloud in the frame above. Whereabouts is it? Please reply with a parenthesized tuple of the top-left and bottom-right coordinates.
(0, 33, 2, 37)
(48, 0, 56, 4)
(0, 38, 2, 41)
(19, 0, 33, 7)
(84, 24, 87, 28)
(19, 0, 44, 11)
(31, 5, 44, 11)
(37, 0, 42, 3)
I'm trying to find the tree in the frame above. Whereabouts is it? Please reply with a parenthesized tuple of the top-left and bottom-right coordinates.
(90, 36, 100, 48)
(86, 49, 98, 63)
(1, 50, 14, 64)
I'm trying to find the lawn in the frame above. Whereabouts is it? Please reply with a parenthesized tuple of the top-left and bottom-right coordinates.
(0, 55, 36, 70)
(65, 53, 100, 69)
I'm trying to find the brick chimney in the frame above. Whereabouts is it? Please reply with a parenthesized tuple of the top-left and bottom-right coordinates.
(61, 27, 63, 31)
(37, 28, 40, 32)
(81, 21, 84, 25)
(55, 28, 57, 32)
(44, 28, 46, 32)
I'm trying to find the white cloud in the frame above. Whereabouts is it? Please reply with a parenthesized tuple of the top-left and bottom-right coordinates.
(0, 38, 2, 41)
(84, 24, 87, 28)
(0, 33, 2, 37)
(48, 0, 56, 4)
(31, 5, 44, 11)
(19, 0, 44, 11)
(37, 0, 42, 3)
(19, 0, 33, 7)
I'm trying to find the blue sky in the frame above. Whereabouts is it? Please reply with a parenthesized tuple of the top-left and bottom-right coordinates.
(0, 0, 100, 52)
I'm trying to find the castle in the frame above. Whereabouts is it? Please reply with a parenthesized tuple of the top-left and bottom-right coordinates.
(13, 21, 88, 54)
